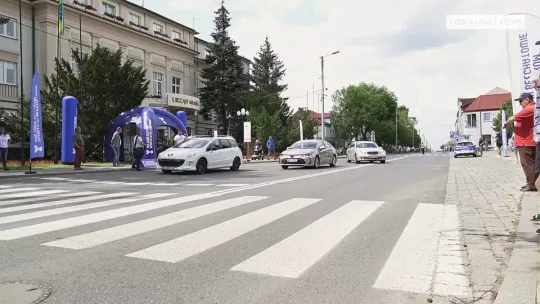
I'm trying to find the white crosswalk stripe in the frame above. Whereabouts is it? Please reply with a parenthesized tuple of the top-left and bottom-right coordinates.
(37, 177, 251, 187)
(0, 191, 101, 206)
(0, 186, 465, 297)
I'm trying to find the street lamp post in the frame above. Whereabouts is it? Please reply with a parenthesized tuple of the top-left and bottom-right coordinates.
(237, 108, 249, 157)
(320, 50, 339, 141)
(395, 107, 398, 152)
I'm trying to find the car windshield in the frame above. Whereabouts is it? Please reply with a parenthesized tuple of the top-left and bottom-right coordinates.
(173, 138, 210, 149)
(457, 142, 474, 146)
(357, 142, 378, 148)
(290, 141, 317, 149)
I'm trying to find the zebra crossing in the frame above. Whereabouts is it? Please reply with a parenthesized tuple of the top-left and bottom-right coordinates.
(0, 184, 468, 297)
(35, 177, 252, 187)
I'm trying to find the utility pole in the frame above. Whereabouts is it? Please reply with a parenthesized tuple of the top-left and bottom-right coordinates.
(320, 56, 325, 140)
(312, 83, 315, 113)
(306, 90, 309, 109)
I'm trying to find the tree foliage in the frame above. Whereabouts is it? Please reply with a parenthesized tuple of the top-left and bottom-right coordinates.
(286, 108, 317, 145)
(252, 36, 287, 96)
(199, 2, 247, 134)
(331, 83, 420, 148)
(3, 45, 148, 160)
(0, 17, 9, 25)
(492, 99, 514, 137)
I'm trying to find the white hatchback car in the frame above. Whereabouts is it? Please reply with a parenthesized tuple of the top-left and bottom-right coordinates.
(346, 141, 387, 163)
(157, 135, 243, 174)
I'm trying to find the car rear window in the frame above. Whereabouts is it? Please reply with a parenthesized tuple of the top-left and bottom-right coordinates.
(457, 142, 474, 146)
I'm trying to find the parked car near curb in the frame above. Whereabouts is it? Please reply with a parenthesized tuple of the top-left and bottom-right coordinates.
(157, 135, 243, 174)
(279, 140, 337, 169)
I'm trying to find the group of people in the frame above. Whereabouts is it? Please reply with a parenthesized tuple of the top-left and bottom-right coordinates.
(110, 126, 147, 171)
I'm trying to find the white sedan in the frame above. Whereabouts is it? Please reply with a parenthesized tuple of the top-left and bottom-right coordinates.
(346, 141, 386, 164)
(157, 135, 243, 174)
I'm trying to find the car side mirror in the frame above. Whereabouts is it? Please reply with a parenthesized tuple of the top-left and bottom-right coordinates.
(286, 146, 290, 150)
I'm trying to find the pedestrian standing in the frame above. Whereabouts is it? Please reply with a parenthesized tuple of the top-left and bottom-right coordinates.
(111, 127, 122, 167)
(132, 128, 145, 172)
(509, 135, 519, 164)
(72, 126, 85, 170)
(0, 127, 11, 170)
(505, 92, 537, 191)
(174, 130, 186, 146)
(495, 133, 503, 156)
(267, 136, 275, 158)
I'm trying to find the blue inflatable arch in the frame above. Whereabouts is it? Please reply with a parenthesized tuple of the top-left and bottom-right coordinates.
(103, 107, 188, 162)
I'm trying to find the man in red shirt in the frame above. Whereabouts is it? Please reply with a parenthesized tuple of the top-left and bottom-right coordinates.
(505, 92, 538, 191)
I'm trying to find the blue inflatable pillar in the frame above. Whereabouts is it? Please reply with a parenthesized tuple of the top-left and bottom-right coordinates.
(141, 107, 157, 168)
(175, 111, 188, 134)
(61, 96, 78, 164)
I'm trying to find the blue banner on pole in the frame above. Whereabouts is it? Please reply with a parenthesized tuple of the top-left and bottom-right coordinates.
(61, 96, 78, 163)
(141, 107, 157, 168)
(502, 110, 508, 153)
(29, 73, 44, 159)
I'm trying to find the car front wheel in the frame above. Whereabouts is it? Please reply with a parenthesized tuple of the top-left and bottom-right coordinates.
(230, 157, 241, 171)
(313, 156, 320, 169)
(196, 158, 207, 174)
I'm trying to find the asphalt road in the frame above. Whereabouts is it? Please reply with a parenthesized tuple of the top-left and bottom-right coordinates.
(0, 153, 450, 304)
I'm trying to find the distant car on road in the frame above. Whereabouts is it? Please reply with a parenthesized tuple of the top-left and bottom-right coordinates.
(454, 140, 477, 158)
(279, 140, 337, 169)
(157, 135, 243, 174)
(346, 141, 386, 163)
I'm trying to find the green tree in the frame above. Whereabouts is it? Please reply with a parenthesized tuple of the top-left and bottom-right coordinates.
(0, 17, 9, 25)
(492, 99, 514, 137)
(248, 107, 286, 150)
(331, 83, 398, 141)
(286, 108, 317, 145)
(251, 36, 290, 119)
(252, 36, 287, 95)
(5, 46, 148, 160)
(199, 1, 247, 134)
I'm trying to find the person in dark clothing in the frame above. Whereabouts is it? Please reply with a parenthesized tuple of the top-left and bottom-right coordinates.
(132, 128, 145, 171)
(496, 133, 503, 156)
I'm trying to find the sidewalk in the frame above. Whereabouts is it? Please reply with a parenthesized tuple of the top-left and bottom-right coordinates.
(441, 151, 538, 303)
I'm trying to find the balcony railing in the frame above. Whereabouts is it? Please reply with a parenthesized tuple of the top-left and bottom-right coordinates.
(0, 84, 18, 101)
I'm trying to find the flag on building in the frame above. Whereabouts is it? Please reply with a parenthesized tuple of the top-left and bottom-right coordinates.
(58, 0, 64, 35)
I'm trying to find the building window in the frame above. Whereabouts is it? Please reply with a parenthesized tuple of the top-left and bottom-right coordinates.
(102, 1, 116, 15)
(79, 0, 90, 4)
(152, 72, 163, 96)
(466, 114, 477, 127)
(153, 23, 163, 34)
(172, 77, 182, 94)
(483, 112, 492, 121)
(130, 13, 141, 25)
(0, 15, 16, 38)
(172, 31, 182, 41)
(0, 61, 16, 85)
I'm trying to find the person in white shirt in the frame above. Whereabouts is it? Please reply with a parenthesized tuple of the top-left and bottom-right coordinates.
(0, 127, 11, 170)
(174, 130, 186, 145)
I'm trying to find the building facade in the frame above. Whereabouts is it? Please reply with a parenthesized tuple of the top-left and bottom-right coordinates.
(0, 0, 251, 138)
(455, 87, 511, 148)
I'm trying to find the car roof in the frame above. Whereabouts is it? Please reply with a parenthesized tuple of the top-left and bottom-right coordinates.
(353, 141, 376, 144)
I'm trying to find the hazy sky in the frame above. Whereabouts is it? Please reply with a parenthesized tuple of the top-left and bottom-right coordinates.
(134, 0, 538, 148)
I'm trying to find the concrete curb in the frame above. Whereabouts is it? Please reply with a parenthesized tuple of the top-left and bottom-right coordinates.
(493, 192, 538, 304)
(0, 167, 132, 180)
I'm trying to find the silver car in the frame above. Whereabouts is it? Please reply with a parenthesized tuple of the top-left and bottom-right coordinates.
(279, 140, 338, 169)
(346, 141, 387, 163)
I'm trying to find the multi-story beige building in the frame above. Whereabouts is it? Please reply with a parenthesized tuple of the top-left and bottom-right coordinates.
(0, 0, 251, 135)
